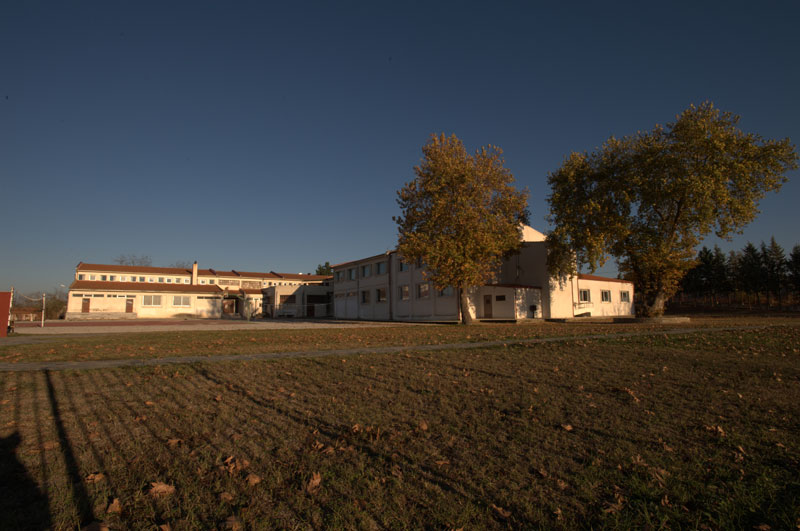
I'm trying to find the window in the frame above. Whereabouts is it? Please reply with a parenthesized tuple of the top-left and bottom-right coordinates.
(495, 295, 506, 302)
(376, 288, 387, 302)
(109, 275, 116, 281)
(417, 283, 430, 299)
(280, 295, 296, 304)
(129, 276, 136, 282)
(348, 268, 356, 281)
(579, 289, 591, 303)
(209, 279, 215, 284)
(200, 279, 206, 284)
(142, 295, 162, 306)
(100, 275, 107, 281)
(361, 264, 371, 278)
(184, 279, 190, 284)
(438, 286, 454, 297)
(400, 285, 410, 300)
(78, 274, 85, 280)
(601, 290, 611, 303)
(71, 293, 83, 297)
(148, 277, 154, 283)
(89, 275, 96, 280)
(158, 277, 165, 283)
(399, 261, 409, 272)
(93, 294, 104, 297)
(620, 291, 630, 303)
(335, 271, 344, 282)
(139, 276, 145, 282)
(166, 278, 172, 283)
(376, 262, 387, 275)
(361, 290, 370, 303)
(172, 295, 190, 307)
(347, 291, 356, 297)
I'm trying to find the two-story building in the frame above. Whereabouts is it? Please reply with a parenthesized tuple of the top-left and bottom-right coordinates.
(66, 262, 331, 320)
(332, 226, 634, 322)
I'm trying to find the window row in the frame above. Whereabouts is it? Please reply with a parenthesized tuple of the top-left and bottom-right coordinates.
(578, 289, 631, 303)
(334, 283, 454, 302)
(335, 260, 390, 282)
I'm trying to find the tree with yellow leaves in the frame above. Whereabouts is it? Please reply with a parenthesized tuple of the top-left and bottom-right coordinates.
(547, 103, 797, 316)
(395, 133, 529, 324)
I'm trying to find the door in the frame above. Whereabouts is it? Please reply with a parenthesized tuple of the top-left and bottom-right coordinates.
(125, 298, 134, 313)
(307, 304, 315, 317)
(483, 295, 492, 318)
(223, 299, 236, 314)
(82, 298, 90, 313)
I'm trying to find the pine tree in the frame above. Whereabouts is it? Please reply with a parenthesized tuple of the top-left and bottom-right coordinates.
(789, 245, 800, 300)
(761, 237, 787, 307)
(738, 243, 764, 306)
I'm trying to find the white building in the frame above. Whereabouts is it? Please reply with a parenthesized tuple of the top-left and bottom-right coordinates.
(66, 262, 331, 320)
(332, 226, 634, 322)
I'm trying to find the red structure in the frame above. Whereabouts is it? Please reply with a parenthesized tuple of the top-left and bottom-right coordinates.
(0, 292, 11, 337)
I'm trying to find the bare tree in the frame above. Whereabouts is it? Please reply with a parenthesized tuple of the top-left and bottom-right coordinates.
(113, 254, 153, 266)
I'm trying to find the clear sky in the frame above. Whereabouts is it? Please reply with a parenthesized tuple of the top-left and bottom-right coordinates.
(2, 1, 799, 294)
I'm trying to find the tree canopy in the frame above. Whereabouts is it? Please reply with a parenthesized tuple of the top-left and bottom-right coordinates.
(394, 133, 529, 324)
(547, 103, 797, 316)
(315, 262, 333, 276)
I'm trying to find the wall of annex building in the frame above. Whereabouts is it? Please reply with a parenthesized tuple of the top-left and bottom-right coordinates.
(332, 256, 392, 320)
(390, 253, 459, 321)
(66, 290, 223, 318)
(573, 279, 634, 317)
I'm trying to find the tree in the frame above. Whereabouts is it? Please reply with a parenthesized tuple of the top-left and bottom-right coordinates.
(394, 133, 529, 324)
(761, 237, 787, 307)
(315, 262, 333, 276)
(113, 254, 152, 266)
(788, 245, 800, 298)
(170, 260, 193, 269)
(738, 242, 764, 306)
(547, 103, 797, 316)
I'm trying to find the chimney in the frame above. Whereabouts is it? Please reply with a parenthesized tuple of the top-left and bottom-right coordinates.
(192, 261, 198, 285)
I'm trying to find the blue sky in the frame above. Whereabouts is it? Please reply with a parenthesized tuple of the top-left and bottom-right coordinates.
(2, 1, 799, 294)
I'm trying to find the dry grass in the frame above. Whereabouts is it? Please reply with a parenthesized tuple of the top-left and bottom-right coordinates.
(0, 320, 798, 529)
(3, 315, 798, 364)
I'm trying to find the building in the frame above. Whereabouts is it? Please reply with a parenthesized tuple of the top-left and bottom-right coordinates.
(332, 226, 634, 322)
(66, 262, 331, 320)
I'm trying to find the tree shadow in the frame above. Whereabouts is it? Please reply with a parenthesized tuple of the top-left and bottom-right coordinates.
(0, 431, 52, 530)
(44, 369, 95, 527)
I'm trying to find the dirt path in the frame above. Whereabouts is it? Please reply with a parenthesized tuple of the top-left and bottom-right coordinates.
(0, 325, 775, 372)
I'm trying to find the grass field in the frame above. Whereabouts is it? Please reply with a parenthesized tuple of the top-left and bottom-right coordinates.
(3, 315, 798, 364)
(1, 318, 798, 529)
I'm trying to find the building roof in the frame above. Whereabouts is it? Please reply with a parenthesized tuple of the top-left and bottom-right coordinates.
(332, 251, 393, 269)
(76, 262, 331, 281)
(577, 274, 632, 285)
(77, 263, 191, 275)
(68, 280, 223, 293)
(485, 283, 542, 290)
(240, 289, 264, 295)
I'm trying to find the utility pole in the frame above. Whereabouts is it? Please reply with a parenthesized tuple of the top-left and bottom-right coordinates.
(41, 292, 45, 328)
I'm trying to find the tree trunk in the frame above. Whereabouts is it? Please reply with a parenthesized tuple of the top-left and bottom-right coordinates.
(639, 290, 667, 317)
(459, 287, 474, 325)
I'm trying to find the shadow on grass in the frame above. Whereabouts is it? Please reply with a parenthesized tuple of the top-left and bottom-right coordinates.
(0, 431, 52, 530)
(44, 370, 95, 527)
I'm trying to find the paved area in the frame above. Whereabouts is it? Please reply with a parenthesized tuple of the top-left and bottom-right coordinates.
(0, 324, 773, 372)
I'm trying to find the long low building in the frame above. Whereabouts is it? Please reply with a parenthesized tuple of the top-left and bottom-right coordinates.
(66, 262, 331, 319)
(331, 226, 634, 322)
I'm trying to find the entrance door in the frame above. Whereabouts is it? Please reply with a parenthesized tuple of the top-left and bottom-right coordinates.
(125, 299, 134, 313)
(483, 295, 492, 318)
(82, 298, 90, 313)
(223, 299, 236, 314)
